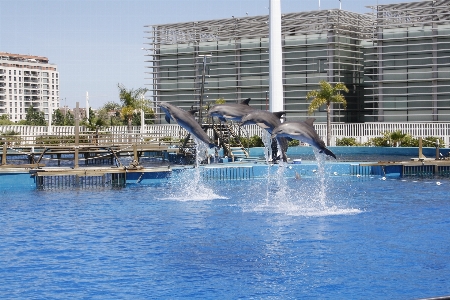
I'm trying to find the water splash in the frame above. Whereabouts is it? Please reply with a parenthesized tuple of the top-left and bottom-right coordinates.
(262, 131, 273, 164)
(244, 149, 361, 217)
(162, 168, 227, 201)
(160, 138, 227, 201)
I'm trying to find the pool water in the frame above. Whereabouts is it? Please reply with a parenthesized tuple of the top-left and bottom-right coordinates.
(0, 167, 449, 299)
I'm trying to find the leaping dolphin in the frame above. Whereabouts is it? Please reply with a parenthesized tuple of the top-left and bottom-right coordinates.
(158, 102, 216, 149)
(271, 118, 336, 159)
(240, 110, 289, 162)
(208, 98, 256, 122)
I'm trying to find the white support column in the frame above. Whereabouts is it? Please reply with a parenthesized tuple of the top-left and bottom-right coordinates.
(140, 109, 145, 134)
(86, 91, 89, 120)
(269, 0, 284, 113)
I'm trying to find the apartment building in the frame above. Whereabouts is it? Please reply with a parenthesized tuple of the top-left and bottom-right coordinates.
(0, 52, 59, 122)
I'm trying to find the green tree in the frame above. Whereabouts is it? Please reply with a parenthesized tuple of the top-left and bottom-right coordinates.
(96, 101, 122, 126)
(24, 107, 47, 126)
(52, 109, 65, 125)
(117, 84, 149, 131)
(307, 81, 348, 146)
(131, 105, 155, 126)
(0, 114, 13, 125)
(52, 109, 75, 126)
(390, 130, 407, 147)
(82, 107, 107, 130)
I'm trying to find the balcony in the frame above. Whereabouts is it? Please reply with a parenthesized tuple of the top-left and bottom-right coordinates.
(24, 71, 39, 77)
(24, 83, 40, 89)
(23, 77, 39, 83)
(24, 90, 41, 95)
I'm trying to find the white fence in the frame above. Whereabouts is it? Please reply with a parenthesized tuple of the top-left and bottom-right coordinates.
(1, 123, 450, 147)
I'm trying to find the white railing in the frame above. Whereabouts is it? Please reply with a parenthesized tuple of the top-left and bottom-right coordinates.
(1, 123, 450, 147)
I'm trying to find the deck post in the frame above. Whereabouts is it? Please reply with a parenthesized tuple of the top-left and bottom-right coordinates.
(2, 144, 6, 165)
(74, 102, 80, 168)
(436, 139, 440, 160)
(418, 137, 424, 159)
(133, 143, 139, 163)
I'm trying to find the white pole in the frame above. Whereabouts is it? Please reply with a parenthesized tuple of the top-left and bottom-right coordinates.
(319, 0, 320, 9)
(140, 109, 145, 134)
(269, 0, 284, 113)
(339, 0, 341, 10)
(86, 91, 89, 120)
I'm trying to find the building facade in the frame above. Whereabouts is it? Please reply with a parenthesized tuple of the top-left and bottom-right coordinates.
(0, 52, 59, 122)
(364, 0, 450, 122)
(145, 0, 450, 124)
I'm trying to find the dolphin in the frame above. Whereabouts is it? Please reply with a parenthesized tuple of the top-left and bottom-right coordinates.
(240, 110, 289, 162)
(271, 118, 336, 159)
(208, 98, 256, 122)
(158, 102, 216, 149)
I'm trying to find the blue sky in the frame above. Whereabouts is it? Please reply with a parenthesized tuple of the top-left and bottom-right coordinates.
(1, 0, 414, 109)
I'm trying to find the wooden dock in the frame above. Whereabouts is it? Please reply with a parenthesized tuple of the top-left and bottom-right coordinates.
(1, 142, 178, 168)
(357, 159, 450, 177)
(29, 165, 172, 189)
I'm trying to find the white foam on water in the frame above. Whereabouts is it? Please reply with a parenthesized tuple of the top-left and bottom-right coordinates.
(243, 149, 363, 217)
(160, 167, 228, 201)
(160, 139, 228, 201)
(262, 131, 273, 164)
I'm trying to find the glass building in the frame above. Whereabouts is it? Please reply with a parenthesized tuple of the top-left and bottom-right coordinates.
(364, 0, 450, 122)
(144, 0, 450, 124)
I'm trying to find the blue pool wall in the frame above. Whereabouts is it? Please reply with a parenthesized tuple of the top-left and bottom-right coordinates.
(3, 146, 450, 188)
(249, 146, 450, 158)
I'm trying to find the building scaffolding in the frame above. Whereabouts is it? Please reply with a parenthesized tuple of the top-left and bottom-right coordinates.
(144, 9, 372, 123)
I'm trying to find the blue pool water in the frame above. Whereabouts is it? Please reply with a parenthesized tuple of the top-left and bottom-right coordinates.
(0, 166, 449, 299)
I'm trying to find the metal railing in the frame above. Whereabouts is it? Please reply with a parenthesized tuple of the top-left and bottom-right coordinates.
(1, 123, 450, 147)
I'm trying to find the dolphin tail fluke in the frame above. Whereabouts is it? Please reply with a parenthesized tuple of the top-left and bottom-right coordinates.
(320, 147, 336, 159)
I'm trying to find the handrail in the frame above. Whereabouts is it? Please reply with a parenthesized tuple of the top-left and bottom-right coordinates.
(2, 122, 450, 147)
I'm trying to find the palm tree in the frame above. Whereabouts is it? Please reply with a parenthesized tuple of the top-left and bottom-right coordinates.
(307, 80, 349, 146)
(117, 83, 148, 131)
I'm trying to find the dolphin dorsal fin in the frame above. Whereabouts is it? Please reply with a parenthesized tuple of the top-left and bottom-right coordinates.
(304, 118, 316, 126)
(240, 98, 251, 105)
(273, 111, 286, 119)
